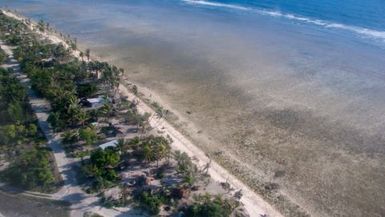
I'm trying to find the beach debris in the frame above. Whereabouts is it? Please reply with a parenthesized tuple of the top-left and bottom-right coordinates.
(234, 189, 243, 200)
(171, 186, 191, 199)
(220, 180, 232, 192)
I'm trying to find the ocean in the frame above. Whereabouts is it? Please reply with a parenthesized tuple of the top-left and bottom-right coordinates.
(184, 0, 385, 43)
(2, 0, 385, 216)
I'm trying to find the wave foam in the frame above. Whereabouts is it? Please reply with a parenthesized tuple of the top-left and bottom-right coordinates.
(183, 0, 251, 11)
(182, 0, 385, 42)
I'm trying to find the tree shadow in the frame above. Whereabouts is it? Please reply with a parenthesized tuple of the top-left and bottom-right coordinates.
(115, 208, 148, 217)
(61, 192, 87, 203)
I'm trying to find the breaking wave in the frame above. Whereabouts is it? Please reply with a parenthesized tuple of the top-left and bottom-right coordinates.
(183, 0, 385, 42)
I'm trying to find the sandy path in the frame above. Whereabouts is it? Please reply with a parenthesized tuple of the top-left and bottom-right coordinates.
(1, 9, 283, 217)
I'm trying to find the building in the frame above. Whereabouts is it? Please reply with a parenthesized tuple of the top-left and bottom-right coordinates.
(98, 139, 118, 150)
(82, 97, 108, 108)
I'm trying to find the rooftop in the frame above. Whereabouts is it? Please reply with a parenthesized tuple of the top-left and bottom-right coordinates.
(99, 139, 118, 150)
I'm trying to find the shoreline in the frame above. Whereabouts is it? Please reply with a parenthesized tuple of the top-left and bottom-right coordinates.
(1, 9, 283, 217)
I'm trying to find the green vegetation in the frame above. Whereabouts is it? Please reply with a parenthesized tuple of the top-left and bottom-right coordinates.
(79, 126, 98, 146)
(134, 190, 164, 215)
(0, 67, 42, 153)
(82, 147, 120, 192)
(0, 122, 38, 145)
(124, 135, 171, 166)
(37, 20, 45, 32)
(1, 148, 57, 192)
(151, 101, 167, 119)
(83, 212, 104, 217)
(0, 67, 57, 192)
(0, 68, 29, 123)
(0, 12, 31, 46)
(0, 47, 6, 63)
(183, 194, 238, 217)
(174, 150, 198, 186)
(0, 17, 59, 192)
(62, 129, 79, 145)
(3, 18, 123, 131)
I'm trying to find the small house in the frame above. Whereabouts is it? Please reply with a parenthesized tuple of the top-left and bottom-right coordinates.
(98, 139, 118, 150)
(82, 97, 108, 108)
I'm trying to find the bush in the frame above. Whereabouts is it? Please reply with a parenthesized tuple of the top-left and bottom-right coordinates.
(125, 136, 170, 166)
(135, 190, 163, 215)
(0, 48, 7, 64)
(79, 126, 98, 146)
(174, 151, 198, 186)
(1, 148, 56, 192)
(81, 148, 120, 192)
(183, 195, 237, 217)
(0, 123, 39, 145)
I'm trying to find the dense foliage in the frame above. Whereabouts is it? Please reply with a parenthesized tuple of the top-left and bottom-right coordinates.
(79, 126, 98, 146)
(2, 148, 56, 191)
(82, 147, 120, 192)
(0, 16, 58, 192)
(0, 48, 6, 63)
(134, 190, 164, 215)
(183, 195, 237, 217)
(0, 12, 31, 46)
(0, 67, 29, 124)
(174, 150, 198, 186)
(0, 67, 40, 149)
(125, 135, 171, 166)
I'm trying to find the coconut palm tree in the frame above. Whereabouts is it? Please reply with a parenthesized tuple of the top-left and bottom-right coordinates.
(155, 142, 170, 168)
(143, 144, 152, 164)
(77, 109, 89, 126)
(79, 51, 84, 61)
(85, 48, 90, 61)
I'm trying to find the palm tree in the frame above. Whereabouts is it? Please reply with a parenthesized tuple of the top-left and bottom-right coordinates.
(138, 112, 151, 135)
(117, 138, 125, 151)
(98, 103, 112, 122)
(155, 142, 170, 168)
(143, 144, 152, 164)
(77, 110, 89, 126)
(79, 51, 84, 61)
(85, 48, 90, 61)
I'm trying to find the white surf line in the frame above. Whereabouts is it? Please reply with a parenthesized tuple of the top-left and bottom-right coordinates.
(183, 0, 251, 11)
(182, 0, 385, 42)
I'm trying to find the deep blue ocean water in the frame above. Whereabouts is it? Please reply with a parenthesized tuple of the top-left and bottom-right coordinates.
(183, 0, 385, 43)
(3, 0, 385, 44)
